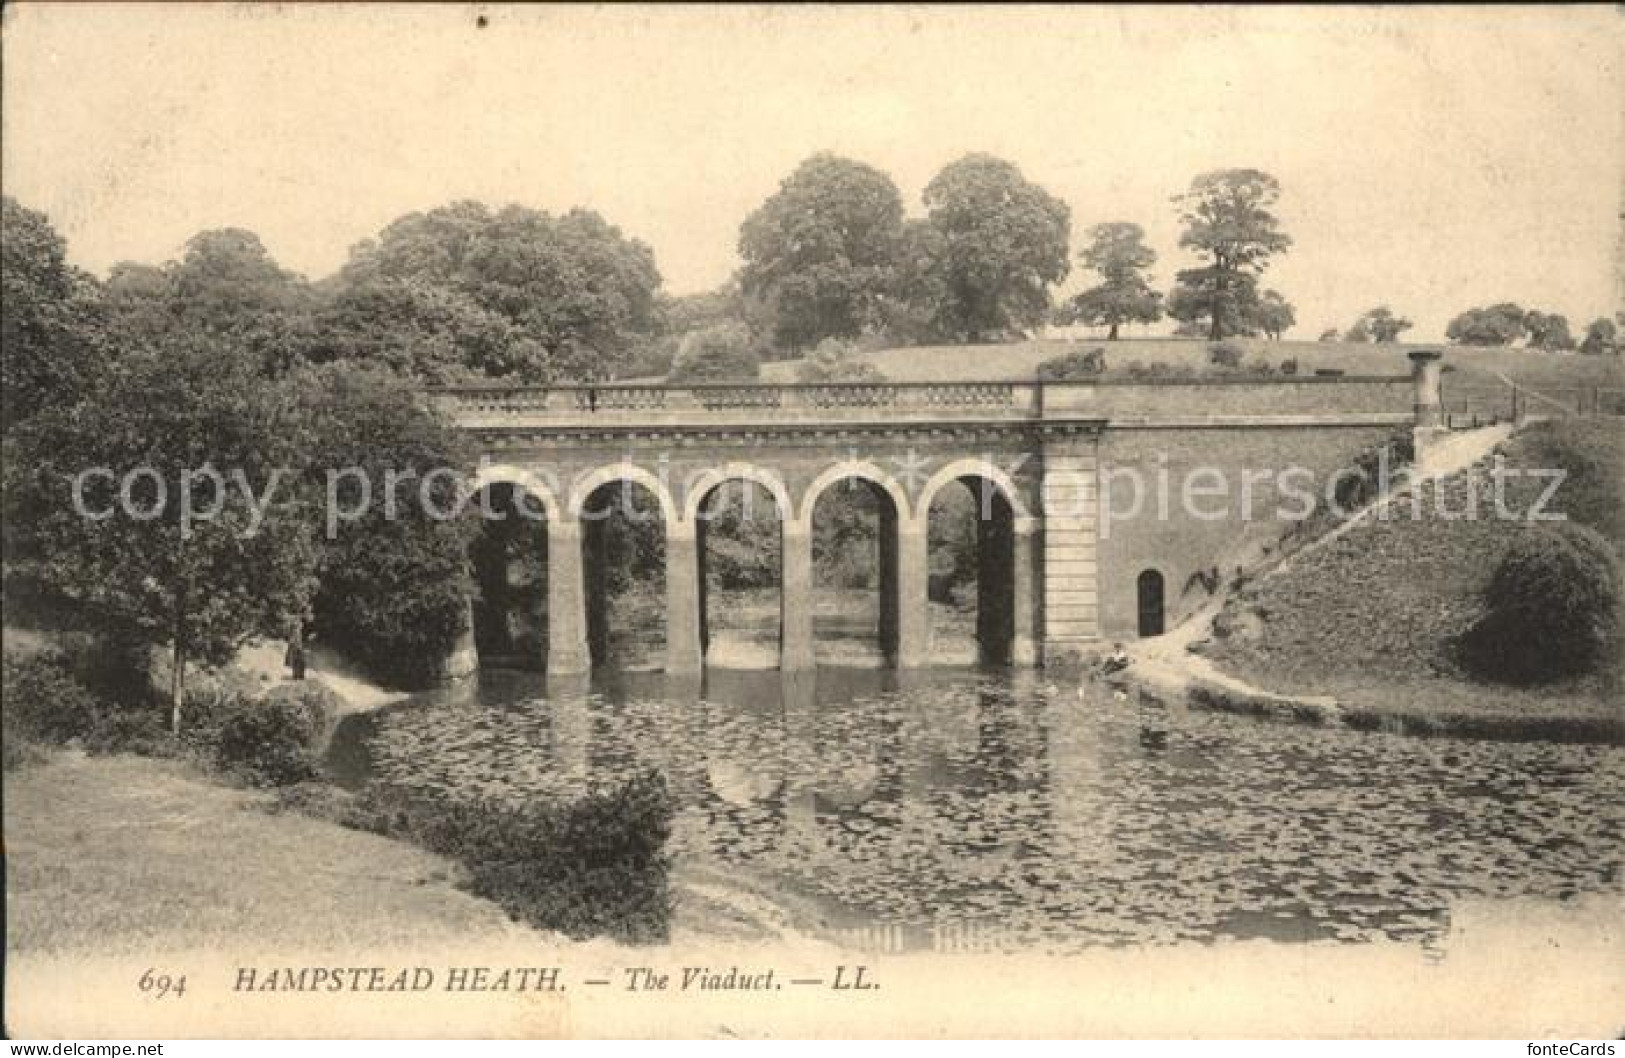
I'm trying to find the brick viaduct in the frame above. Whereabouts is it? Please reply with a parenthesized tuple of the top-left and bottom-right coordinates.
(431, 351, 1446, 677)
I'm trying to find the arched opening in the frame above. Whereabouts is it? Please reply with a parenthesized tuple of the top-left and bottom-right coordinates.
(580, 479, 667, 669)
(1137, 569, 1166, 638)
(695, 480, 783, 669)
(810, 477, 902, 665)
(927, 476, 1016, 665)
(467, 481, 549, 670)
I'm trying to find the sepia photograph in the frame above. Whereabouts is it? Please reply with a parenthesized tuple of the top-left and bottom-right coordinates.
(1, 2, 1620, 1043)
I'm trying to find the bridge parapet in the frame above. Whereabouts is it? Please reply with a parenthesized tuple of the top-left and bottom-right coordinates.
(429, 375, 1415, 431)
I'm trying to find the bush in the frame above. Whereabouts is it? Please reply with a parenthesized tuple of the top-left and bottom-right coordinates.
(1459, 523, 1621, 686)
(1279, 357, 1299, 376)
(1207, 341, 1244, 370)
(668, 322, 760, 383)
(1245, 356, 1277, 376)
(351, 771, 675, 943)
(212, 694, 322, 786)
(1332, 431, 1416, 513)
(796, 338, 885, 383)
(1036, 347, 1106, 381)
(2, 651, 103, 744)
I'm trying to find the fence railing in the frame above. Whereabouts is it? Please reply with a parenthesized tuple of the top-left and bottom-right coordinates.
(1440, 379, 1625, 428)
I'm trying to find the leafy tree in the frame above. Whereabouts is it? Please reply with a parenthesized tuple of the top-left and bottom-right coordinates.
(1579, 317, 1619, 356)
(1167, 269, 1260, 339)
(795, 338, 884, 382)
(293, 363, 479, 688)
(1, 197, 111, 430)
(1249, 289, 1296, 340)
(1523, 310, 1576, 351)
(916, 154, 1071, 341)
(311, 277, 523, 383)
(738, 153, 904, 351)
(1350, 306, 1412, 344)
(667, 322, 760, 382)
(338, 201, 661, 382)
(1168, 169, 1292, 340)
(1059, 223, 1162, 339)
(1446, 303, 1527, 346)
(3, 339, 319, 731)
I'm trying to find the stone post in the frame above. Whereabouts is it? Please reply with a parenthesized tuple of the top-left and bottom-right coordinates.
(546, 518, 590, 677)
(665, 521, 704, 675)
(1409, 349, 1445, 428)
(780, 523, 816, 670)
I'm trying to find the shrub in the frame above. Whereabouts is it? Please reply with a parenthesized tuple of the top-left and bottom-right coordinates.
(352, 771, 675, 943)
(1332, 431, 1416, 513)
(1279, 357, 1299, 376)
(1036, 347, 1106, 381)
(796, 338, 885, 383)
(1207, 341, 1244, 370)
(1246, 356, 1277, 376)
(1459, 523, 1621, 686)
(2, 651, 102, 744)
(212, 694, 322, 786)
(668, 322, 760, 383)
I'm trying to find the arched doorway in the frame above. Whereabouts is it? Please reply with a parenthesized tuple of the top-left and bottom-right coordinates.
(926, 476, 1017, 665)
(809, 476, 903, 665)
(693, 479, 784, 669)
(1137, 569, 1165, 638)
(579, 478, 668, 670)
(467, 481, 549, 670)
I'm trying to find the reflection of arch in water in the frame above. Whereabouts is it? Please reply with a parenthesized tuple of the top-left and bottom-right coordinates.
(805, 468, 909, 665)
(924, 468, 1021, 666)
(577, 474, 669, 669)
(688, 468, 790, 668)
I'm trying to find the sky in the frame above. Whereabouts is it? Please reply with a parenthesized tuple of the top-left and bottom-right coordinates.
(3, 4, 1620, 341)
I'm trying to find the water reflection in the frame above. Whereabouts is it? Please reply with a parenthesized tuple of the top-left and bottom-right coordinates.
(336, 667, 1624, 952)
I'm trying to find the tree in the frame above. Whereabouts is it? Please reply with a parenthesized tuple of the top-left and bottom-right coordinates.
(1169, 169, 1292, 340)
(1523, 310, 1576, 351)
(293, 363, 479, 688)
(312, 277, 525, 383)
(1348, 306, 1413, 344)
(738, 153, 905, 351)
(1057, 223, 1162, 339)
(668, 322, 760, 382)
(338, 201, 662, 382)
(1318, 327, 1341, 342)
(1446, 303, 1527, 346)
(917, 154, 1071, 341)
(3, 339, 319, 731)
(1, 197, 111, 430)
(1579, 317, 1618, 356)
(795, 338, 885, 382)
(1249, 289, 1296, 340)
(1167, 268, 1260, 339)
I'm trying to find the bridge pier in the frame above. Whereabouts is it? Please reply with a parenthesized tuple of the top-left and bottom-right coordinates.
(665, 522, 704, 675)
(780, 524, 816, 670)
(892, 522, 930, 668)
(1012, 519, 1038, 666)
(546, 519, 591, 677)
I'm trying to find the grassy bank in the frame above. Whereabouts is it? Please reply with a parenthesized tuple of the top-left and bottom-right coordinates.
(4, 750, 529, 955)
(1199, 419, 1622, 743)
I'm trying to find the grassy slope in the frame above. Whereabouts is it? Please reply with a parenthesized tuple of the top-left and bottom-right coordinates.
(1203, 419, 1623, 738)
(4, 751, 531, 955)
(759, 337, 1624, 390)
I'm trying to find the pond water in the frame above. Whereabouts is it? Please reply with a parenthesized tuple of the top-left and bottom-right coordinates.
(329, 666, 1623, 953)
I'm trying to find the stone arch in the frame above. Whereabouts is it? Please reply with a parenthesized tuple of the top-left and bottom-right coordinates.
(796, 460, 914, 531)
(916, 457, 1033, 523)
(470, 463, 563, 522)
(683, 463, 794, 524)
(567, 461, 679, 526)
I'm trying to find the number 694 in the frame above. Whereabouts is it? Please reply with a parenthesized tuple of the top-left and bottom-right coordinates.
(139, 969, 187, 999)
